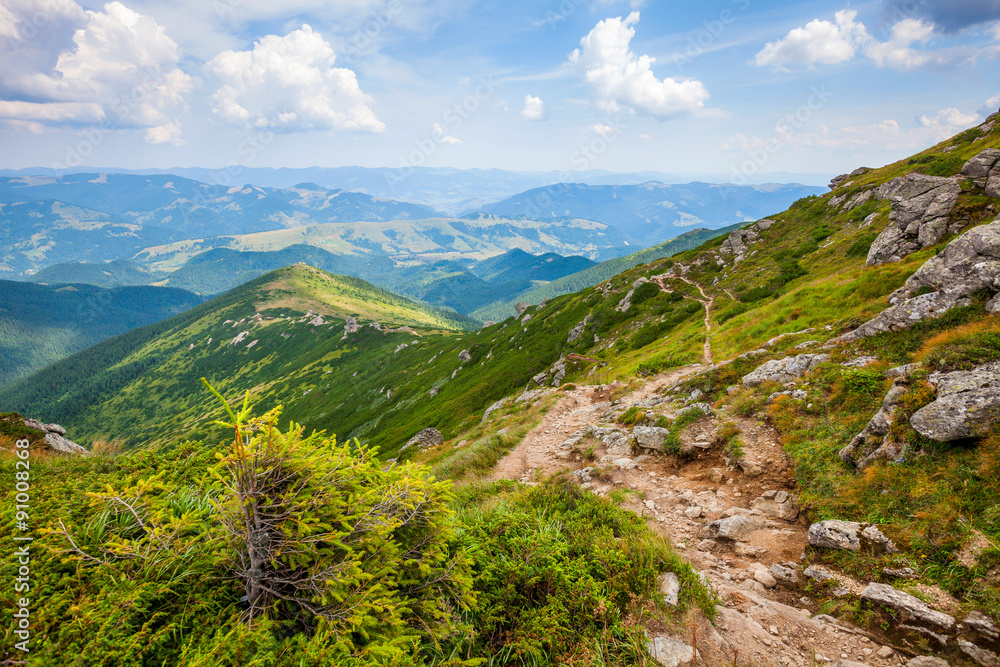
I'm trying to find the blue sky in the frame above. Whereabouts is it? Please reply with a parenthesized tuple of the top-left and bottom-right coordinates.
(1, 0, 998, 180)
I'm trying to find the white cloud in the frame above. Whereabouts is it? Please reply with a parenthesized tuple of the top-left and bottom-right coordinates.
(753, 10, 870, 69)
(570, 12, 709, 120)
(432, 123, 461, 144)
(917, 107, 980, 141)
(865, 19, 972, 71)
(981, 93, 1000, 116)
(205, 25, 384, 133)
(994, 22, 1000, 40)
(639, 133, 652, 142)
(723, 107, 981, 155)
(0, 1, 191, 141)
(589, 123, 616, 136)
(145, 120, 184, 145)
(521, 95, 545, 121)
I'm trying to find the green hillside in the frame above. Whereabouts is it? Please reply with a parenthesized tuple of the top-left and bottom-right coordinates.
(5, 113, 1000, 666)
(0, 280, 203, 385)
(27, 258, 160, 287)
(471, 224, 742, 321)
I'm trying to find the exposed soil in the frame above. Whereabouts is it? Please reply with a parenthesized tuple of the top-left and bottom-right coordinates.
(492, 366, 921, 667)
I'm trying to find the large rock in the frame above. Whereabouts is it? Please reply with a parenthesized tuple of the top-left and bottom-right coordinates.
(839, 219, 1000, 343)
(962, 148, 1000, 199)
(866, 174, 961, 265)
(809, 520, 862, 551)
(840, 369, 912, 468)
(591, 426, 632, 455)
(962, 611, 999, 641)
(633, 426, 671, 452)
(752, 489, 799, 521)
(21, 417, 87, 455)
(906, 658, 950, 667)
(567, 314, 591, 342)
(404, 428, 445, 450)
(719, 219, 774, 263)
(860, 583, 955, 631)
(958, 639, 1000, 667)
(742, 354, 829, 387)
(646, 635, 696, 667)
(808, 521, 896, 553)
(910, 361, 1000, 442)
(707, 515, 759, 542)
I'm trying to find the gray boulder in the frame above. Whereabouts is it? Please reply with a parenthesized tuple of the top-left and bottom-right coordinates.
(911, 361, 1000, 441)
(962, 148, 1000, 199)
(568, 314, 591, 342)
(742, 354, 829, 387)
(707, 515, 759, 542)
(860, 582, 955, 631)
(633, 426, 671, 452)
(840, 371, 912, 468)
(404, 428, 445, 450)
(646, 635, 696, 667)
(962, 611, 999, 641)
(866, 174, 962, 265)
(752, 489, 799, 521)
(809, 520, 862, 551)
(658, 572, 680, 606)
(958, 639, 1000, 667)
(840, 219, 1000, 343)
(719, 219, 774, 263)
(458, 349, 472, 363)
(22, 417, 87, 455)
(592, 427, 632, 456)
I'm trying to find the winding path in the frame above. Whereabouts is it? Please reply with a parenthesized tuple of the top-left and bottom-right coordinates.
(653, 272, 715, 365)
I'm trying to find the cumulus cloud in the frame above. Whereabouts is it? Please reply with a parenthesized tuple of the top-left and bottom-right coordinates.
(917, 107, 981, 140)
(570, 12, 709, 120)
(205, 25, 384, 133)
(521, 95, 545, 121)
(865, 19, 974, 70)
(981, 92, 1000, 115)
(753, 10, 871, 69)
(589, 123, 616, 136)
(432, 123, 461, 144)
(0, 1, 192, 143)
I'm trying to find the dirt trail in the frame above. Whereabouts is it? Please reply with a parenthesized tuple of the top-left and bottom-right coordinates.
(492, 369, 915, 667)
(653, 273, 715, 365)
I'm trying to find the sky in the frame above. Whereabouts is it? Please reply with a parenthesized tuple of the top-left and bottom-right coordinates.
(1, 0, 999, 182)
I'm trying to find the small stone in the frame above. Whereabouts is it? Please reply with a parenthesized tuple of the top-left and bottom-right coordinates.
(877, 647, 895, 659)
(708, 468, 724, 483)
(658, 572, 680, 607)
(754, 569, 778, 588)
(685, 506, 703, 519)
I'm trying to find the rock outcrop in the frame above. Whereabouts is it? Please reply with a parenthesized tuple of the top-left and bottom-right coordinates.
(719, 219, 774, 263)
(742, 354, 829, 387)
(838, 219, 1000, 343)
(860, 583, 955, 632)
(22, 418, 88, 455)
(808, 520, 896, 553)
(866, 174, 962, 265)
(403, 428, 444, 450)
(633, 426, 671, 452)
(963, 148, 1000, 199)
(840, 366, 914, 468)
(910, 361, 1000, 442)
(567, 314, 591, 342)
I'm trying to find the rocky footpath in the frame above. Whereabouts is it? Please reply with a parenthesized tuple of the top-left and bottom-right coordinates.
(485, 368, 998, 667)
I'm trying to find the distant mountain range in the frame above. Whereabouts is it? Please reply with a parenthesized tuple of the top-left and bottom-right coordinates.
(1, 166, 836, 215)
(467, 182, 824, 246)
